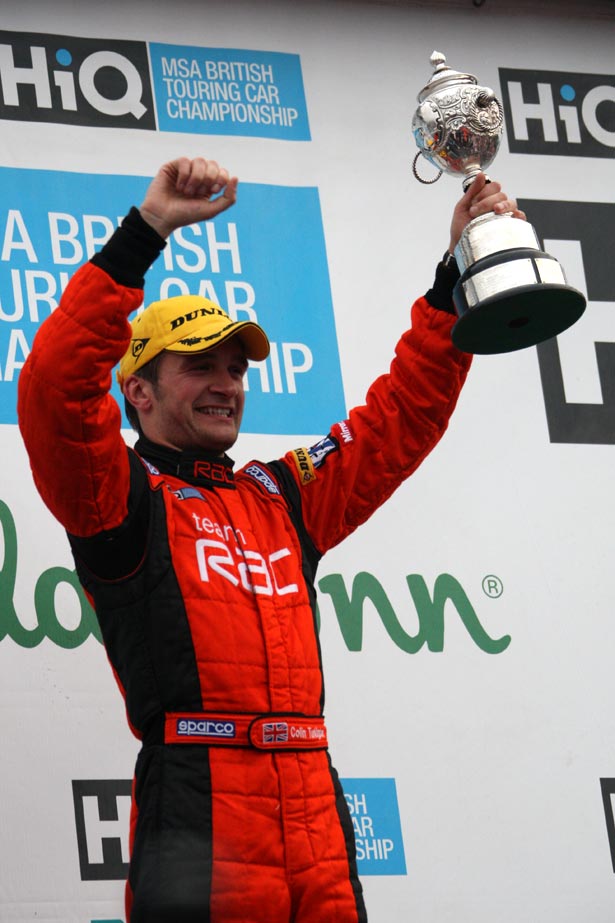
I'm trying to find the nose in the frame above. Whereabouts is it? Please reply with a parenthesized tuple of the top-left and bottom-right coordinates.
(210, 369, 240, 397)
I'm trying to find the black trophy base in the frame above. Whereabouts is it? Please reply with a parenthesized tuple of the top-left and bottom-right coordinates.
(451, 253, 587, 355)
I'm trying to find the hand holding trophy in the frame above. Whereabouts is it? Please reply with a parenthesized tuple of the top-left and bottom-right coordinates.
(412, 51, 586, 354)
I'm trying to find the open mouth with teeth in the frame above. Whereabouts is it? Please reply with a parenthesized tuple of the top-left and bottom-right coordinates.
(197, 407, 233, 417)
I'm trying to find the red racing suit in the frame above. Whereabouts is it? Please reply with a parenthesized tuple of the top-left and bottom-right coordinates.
(17, 210, 471, 923)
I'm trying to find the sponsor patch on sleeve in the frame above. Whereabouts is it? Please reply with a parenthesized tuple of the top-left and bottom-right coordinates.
(307, 435, 339, 469)
(291, 447, 317, 485)
(333, 419, 354, 444)
(244, 463, 281, 495)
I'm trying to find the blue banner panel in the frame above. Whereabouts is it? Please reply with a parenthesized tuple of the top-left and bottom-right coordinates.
(0, 167, 344, 435)
(340, 777, 408, 876)
(149, 43, 310, 140)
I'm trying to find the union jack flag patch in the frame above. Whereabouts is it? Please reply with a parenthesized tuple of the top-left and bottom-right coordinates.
(263, 722, 289, 744)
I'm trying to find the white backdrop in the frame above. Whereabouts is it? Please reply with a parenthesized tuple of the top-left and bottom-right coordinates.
(1, 1, 615, 921)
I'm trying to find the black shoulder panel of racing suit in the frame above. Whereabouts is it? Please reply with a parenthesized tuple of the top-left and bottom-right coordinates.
(68, 448, 150, 581)
(265, 458, 326, 713)
(265, 458, 322, 588)
(68, 448, 204, 738)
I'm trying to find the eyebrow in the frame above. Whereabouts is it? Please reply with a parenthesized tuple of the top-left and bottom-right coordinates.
(224, 351, 249, 370)
(181, 352, 248, 370)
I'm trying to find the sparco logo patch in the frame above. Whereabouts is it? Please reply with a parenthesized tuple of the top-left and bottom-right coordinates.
(245, 463, 280, 494)
(0, 30, 155, 129)
(499, 66, 615, 158)
(177, 718, 236, 738)
(292, 446, 316, 484)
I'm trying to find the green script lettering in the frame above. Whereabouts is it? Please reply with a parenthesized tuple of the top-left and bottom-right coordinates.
(2, 495, 509, 655)
(0, 499, 101, 648)
(317, 571, 510, 654)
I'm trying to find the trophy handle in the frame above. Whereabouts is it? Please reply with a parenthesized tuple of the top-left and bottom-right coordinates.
(412, 151, 443, 185)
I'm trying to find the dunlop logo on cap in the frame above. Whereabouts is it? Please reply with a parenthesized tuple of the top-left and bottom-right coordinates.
(169, 306, 227, 330)
(131, 338, 149, 358)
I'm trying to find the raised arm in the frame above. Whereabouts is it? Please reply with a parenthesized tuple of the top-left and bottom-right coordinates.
(277, 175, 524, 553)
(17, 157, 237, 537)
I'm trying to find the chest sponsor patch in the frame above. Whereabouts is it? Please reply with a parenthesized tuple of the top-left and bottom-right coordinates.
(171, 486, 208, 502)
(244, 463, 281, 495)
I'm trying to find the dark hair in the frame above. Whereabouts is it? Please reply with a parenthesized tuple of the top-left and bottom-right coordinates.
(123, 352, 165, 435)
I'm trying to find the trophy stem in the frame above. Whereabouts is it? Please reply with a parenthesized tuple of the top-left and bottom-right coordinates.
(462, 167, 485, 191)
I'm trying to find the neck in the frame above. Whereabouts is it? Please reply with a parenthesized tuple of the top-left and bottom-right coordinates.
(135, 435, 235, 490)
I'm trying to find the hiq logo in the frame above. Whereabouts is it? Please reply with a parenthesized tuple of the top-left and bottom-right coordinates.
(72, 779, 132, 881)
(600, 778, 615, 874)
(519, 198, 615, 445)
(499, 67, 615, 158)
(0, 30, 155, 129)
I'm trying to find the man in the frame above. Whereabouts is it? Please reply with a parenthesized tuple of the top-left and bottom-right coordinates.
(18, 157, 524, 922)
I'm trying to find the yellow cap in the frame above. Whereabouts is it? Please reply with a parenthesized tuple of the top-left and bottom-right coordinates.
(117, 294, 270, 386)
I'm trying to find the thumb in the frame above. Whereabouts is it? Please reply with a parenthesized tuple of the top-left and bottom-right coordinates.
(461, 172, 487, 204)
(206, 176, 239, 217)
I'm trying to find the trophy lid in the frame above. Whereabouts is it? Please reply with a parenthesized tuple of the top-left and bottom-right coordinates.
(416, 51, 478, 102)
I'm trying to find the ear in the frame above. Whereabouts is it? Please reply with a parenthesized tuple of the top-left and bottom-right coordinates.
(122, 375, 156, 416)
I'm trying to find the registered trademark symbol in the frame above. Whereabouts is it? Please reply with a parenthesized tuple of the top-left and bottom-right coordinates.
(482, 575, 503, 598)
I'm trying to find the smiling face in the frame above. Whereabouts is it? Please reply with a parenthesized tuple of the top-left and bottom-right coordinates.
(125, 338, 248, 454)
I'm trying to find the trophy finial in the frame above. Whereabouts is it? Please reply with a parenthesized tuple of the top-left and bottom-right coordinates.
(430, 50, 447, 71)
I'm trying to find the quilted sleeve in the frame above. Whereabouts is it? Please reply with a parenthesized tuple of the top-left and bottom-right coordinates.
(279, 295, 472, 554)
(17, 262, 143, 536)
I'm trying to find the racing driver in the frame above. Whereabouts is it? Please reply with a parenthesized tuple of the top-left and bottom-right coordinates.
(17, 156, 524, 923)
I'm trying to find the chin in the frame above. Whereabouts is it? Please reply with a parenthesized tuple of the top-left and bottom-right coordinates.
(197, 432, 239, 454)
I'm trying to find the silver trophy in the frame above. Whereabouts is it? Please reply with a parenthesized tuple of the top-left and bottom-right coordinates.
(412, 51, 586, 354)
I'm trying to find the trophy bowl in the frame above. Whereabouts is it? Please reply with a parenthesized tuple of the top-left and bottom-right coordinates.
(412, 50, 503, 188)
(412, 51, 586, 354)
